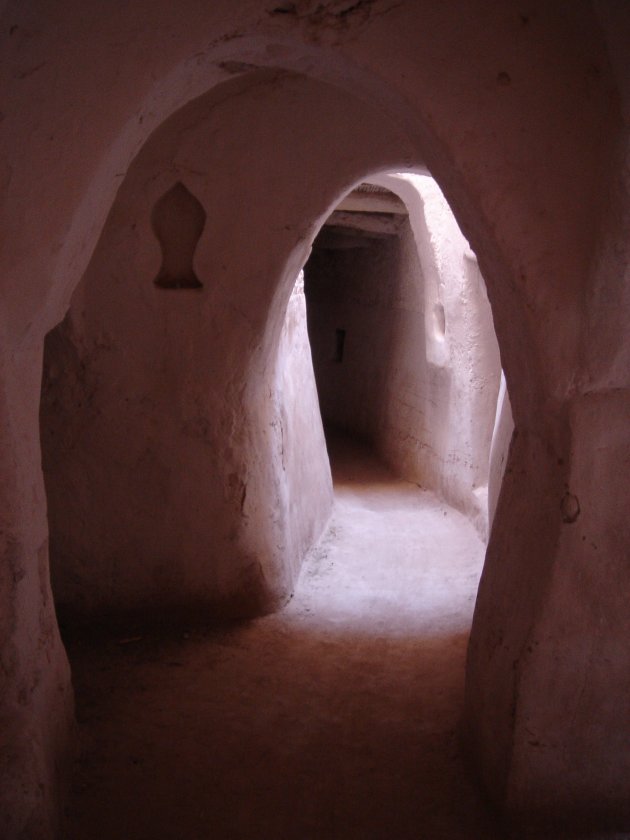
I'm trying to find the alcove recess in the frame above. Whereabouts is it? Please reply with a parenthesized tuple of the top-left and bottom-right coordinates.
(152, 181, 206, 289)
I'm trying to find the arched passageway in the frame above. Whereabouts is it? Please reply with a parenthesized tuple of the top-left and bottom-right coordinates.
(303, 174, 509, 539)
(41, 164, 509, 836)
(1, 5, 627, 837)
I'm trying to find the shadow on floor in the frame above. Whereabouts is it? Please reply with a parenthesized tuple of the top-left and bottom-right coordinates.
(61, 432, 504, 840)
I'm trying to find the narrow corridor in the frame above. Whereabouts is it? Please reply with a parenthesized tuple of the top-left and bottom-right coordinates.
(62, 434, 502, 839)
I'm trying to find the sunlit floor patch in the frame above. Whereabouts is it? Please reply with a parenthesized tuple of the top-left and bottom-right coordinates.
(286, 455, 484, 639)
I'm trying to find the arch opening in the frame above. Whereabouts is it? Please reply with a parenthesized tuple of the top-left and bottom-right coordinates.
(37, 68, 520, 839)
(1, 3, 622, 835)
(295, 172, 511, 542)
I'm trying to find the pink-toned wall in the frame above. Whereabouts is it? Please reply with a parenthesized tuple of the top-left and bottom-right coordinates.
(488, 374, 514, 530)
(1, 1, 628, 836)
(306, 232, 403, 440)
(39, 73, 346, 622)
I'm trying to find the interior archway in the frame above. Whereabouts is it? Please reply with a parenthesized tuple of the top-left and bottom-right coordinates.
(38, 69, 516, 625)
(37, 69, 518, 838)
(302, 173, 509, 539)
(3, 5, 620, 834)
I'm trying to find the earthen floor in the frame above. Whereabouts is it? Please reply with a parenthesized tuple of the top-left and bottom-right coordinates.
(61, 435, 505, 839)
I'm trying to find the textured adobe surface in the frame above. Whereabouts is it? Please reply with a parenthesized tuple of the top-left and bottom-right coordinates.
(1, 1, 629, 836)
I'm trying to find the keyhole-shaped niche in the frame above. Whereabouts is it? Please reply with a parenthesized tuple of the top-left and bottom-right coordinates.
(152, 182, 206, 289)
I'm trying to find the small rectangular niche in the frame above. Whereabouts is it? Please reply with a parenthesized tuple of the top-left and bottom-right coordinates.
(334, 328, 346, 363)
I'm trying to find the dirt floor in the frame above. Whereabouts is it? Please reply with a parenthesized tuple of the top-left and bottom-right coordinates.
(60, 434, 505, 839)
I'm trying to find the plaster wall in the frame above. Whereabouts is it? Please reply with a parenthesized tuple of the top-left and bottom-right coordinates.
(0, 1, 627, 836)
(465, 9, 630, 827)
(271, 270, 333, 585)
(488, 373, 514, 531)
(0, 339, 73, 840)
(305, 234, 401, 443)
(39, 74, 382, 622)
